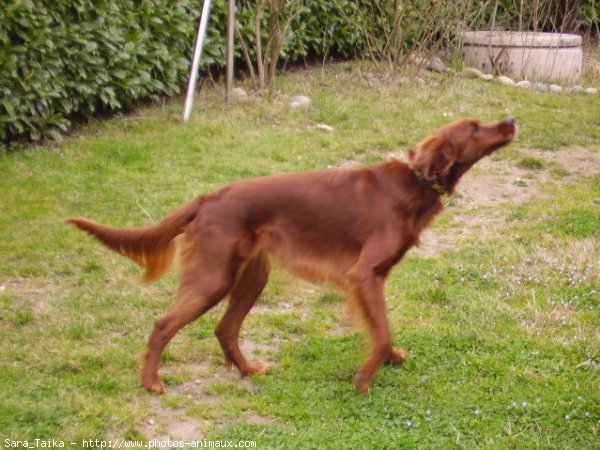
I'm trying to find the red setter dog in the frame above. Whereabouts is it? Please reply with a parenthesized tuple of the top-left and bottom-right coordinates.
(69, 118, 516, 394)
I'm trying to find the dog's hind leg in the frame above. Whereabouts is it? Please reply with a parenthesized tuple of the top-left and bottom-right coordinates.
(141, 236, 240, 394)
(215, 252, 271, 376)
(141, 281, 230, 394)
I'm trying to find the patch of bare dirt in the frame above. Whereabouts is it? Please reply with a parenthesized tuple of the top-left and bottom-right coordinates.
(138, 343, 276, 444)
(137, 361, 216, 442)
(0, 277, 59, 314)
(138, 405, 205, 444)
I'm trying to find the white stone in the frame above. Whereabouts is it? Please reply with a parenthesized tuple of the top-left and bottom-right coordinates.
(428, 56, 446, 73)
(230, 87, 248, 101)
(291, 95, 311, 108)
(567, 85, 584, 93)
(479, 74, 494, 81)
(516, 80, 531, 89)
(316, 124, 334, 132)
(585, 87, 598, 95)
(534, 82, 549, 91)
(549, 84, 563, 93)
(497, 76, 515, 86)
(462, 67, 484, 78)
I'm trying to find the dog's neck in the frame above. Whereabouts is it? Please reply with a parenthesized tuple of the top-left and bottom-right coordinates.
(410, 167, 447, 196)
(408, 161, 474, 197)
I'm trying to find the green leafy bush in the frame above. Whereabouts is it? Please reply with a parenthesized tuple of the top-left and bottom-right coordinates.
(0, 0, 360, 143)
(0, 0, 369, 143)
(0, 0, 198, 142)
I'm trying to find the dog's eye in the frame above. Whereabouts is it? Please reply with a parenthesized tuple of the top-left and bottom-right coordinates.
(472, 123, 480, 134)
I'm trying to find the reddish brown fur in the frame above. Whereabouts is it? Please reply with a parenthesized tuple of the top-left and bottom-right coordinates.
(68, 118, 516, 395)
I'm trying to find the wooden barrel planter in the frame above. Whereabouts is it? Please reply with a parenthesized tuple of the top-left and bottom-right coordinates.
(461, 31, 582, 82)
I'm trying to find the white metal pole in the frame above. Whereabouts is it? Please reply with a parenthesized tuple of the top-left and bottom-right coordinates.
(226, 0, 235, 102)
(183, 0, 213, 123)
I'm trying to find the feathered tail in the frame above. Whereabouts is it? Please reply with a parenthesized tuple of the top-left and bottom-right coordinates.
(67, 199, 200, 283)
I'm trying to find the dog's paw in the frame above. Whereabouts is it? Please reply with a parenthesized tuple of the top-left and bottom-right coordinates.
(353, 371, 371, 396)
(242, 360, 271, 376)
(142, 376, 166, 395)
(388, 347, 408, 364)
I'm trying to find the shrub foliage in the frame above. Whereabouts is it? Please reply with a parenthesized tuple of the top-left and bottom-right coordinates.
(0, 0, 202, 142)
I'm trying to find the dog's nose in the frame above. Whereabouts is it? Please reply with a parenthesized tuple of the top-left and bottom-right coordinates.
(505, 116, 516, 125)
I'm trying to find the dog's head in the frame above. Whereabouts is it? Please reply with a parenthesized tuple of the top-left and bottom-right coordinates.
(409, 117, 516, 194)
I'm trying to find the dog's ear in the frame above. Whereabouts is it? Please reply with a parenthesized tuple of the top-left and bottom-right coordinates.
(412, 136, 456, 180)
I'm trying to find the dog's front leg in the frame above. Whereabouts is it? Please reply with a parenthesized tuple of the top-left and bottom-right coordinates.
(345, 231, 409, 394)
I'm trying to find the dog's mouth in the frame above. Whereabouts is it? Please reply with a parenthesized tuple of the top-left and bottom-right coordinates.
(487, 117, 517, 154)
(499, 116, 517, 142)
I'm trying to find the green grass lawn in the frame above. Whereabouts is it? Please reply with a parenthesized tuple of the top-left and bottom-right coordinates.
(1, 63, 599, 449)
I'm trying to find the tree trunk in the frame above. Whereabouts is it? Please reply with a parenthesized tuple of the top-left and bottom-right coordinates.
(266, 0, 282, 96)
